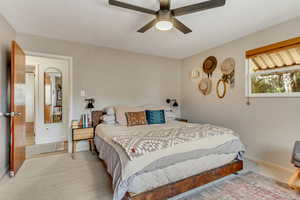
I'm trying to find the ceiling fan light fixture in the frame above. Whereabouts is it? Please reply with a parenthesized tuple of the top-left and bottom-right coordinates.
(155, 20, 173, 31)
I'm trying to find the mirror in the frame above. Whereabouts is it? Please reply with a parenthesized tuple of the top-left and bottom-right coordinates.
(217, 79, 227, 99)
(44, 68, 63, 124)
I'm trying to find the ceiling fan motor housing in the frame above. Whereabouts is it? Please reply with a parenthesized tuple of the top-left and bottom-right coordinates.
(157, 10, 173, 22)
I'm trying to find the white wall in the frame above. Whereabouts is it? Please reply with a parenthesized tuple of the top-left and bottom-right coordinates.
(16, 34, 182, 120)
(181, 16, 300, 169)
(0, 14, 16, 178)
(25, 73, 35, 122)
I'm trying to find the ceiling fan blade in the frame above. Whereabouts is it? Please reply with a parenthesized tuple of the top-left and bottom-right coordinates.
(173, 18, 192, 34)
(172, 0, 226, 17)
(160, 0, 170, 10)
(109, 0, 157, 15)
(137, 19, 157, 33)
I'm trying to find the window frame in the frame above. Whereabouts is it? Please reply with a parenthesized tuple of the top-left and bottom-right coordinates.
(245, 59, 300, 97)
(245, 36, 300, 98)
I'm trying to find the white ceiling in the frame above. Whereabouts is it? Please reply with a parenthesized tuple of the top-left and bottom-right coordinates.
(1, 0, 300, 59)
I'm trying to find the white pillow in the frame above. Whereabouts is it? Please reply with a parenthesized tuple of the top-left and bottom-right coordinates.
(165, 110, 177, 121)
(103, 115, 116, 122)
(102, 121, 116, 125)
(103, 106, 115, 115)
(115, 106, 145, 126)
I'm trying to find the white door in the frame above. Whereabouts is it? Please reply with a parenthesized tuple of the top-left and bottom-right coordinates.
(26, 56, 69, 144)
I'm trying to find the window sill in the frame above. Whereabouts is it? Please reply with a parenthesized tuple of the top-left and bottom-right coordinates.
(246, 92, 300, 98)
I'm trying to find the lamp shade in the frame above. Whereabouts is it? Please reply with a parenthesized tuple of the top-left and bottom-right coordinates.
(86, 102, 94, 109)
(85, 98, 95, 109)
(172, 101, 179, 107)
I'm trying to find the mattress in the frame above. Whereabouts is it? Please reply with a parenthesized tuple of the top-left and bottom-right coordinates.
(95, 121, 245, 200)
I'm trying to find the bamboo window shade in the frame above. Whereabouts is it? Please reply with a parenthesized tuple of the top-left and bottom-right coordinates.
(246, 36, 300, 72)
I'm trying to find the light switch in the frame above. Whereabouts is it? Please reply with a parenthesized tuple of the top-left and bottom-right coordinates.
(80, 90, 86, 97)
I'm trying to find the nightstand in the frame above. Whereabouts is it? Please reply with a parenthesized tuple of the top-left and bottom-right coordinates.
(175, 118, 188, 123)
(72, 127, 95, 153)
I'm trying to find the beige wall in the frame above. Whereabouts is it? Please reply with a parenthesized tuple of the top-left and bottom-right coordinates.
(181, 16, 300, 169)
(16, 34, 182, 120)
(0, 14, 16, 178)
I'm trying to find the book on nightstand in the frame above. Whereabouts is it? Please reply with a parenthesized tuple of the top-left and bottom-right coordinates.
(80, 114, 91, 128)
(71, 120, 80, 129)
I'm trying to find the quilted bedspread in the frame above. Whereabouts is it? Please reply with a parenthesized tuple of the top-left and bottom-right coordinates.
(112, 123, 236, 160)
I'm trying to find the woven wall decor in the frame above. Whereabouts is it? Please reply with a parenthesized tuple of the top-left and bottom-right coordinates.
(199, 78, 212, 96)
(203, 56, 217, 77)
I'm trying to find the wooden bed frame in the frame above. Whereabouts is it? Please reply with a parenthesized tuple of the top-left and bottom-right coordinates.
(123, 160, 243, 200)
(92, 111, 243, 200)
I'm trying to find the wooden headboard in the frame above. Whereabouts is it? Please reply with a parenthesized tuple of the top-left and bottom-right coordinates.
(91, 110, 104, 127)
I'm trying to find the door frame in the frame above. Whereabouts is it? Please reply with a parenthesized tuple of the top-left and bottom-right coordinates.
(25, 51, 73, 153)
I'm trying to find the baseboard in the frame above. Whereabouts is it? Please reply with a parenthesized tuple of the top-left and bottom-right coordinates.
(246, 156, 294, 174)
(37, 136, 67, 145)
(0, 166, 8, 181)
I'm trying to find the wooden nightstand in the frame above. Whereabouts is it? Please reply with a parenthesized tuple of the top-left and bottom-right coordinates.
(72, 127, 95, 153)
(175, 118, 188, 123)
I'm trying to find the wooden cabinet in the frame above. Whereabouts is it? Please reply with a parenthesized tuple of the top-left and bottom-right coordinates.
(72, 127, 94, 153)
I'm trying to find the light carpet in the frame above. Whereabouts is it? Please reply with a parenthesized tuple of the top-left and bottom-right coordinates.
(0, 152, 298, 200)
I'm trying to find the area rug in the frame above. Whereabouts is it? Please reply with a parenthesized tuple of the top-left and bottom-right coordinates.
(179, 172, 300, 200)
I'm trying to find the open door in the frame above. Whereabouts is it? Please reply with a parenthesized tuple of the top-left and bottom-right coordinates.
(9, 41, 26, 176)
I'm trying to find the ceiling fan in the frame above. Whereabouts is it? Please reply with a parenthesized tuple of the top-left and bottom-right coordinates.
(108, 0, 226, 34)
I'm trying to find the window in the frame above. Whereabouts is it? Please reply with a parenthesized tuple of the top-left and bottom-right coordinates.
(246, 37, 300, 97)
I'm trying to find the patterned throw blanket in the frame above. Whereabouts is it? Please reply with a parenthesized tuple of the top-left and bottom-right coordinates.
(112, 124, 235, 160)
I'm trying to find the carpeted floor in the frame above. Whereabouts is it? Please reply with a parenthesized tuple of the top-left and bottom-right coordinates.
(0, 152, 299, 200)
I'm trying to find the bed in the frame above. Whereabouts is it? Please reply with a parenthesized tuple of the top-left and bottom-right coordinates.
(92, 110, 245, 200)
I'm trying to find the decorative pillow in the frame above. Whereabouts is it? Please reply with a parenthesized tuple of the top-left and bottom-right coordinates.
(145, 110, 166, 124)
(143, 105, 170, 121)
(115, 106, 144, 125)
(125, 111, 148, 126)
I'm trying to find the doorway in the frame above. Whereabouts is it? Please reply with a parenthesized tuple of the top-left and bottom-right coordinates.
(25, 66, 36, 146)
(24, 54, 72, 158)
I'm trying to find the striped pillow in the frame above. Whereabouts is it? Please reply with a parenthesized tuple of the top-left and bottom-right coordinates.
(145, 110, 166, 124)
